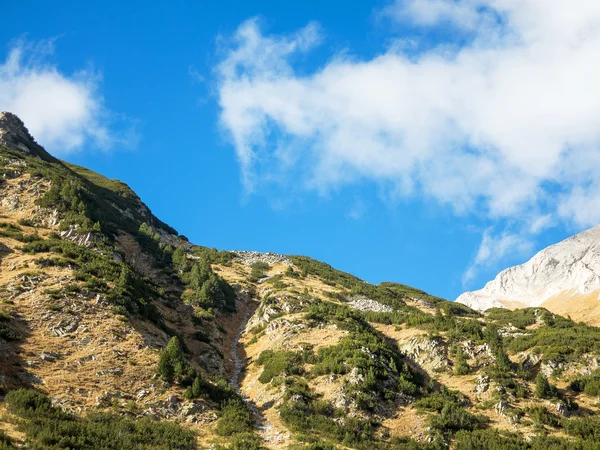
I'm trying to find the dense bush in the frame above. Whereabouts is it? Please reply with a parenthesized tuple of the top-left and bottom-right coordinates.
(415, 387, 486, 437)
(215, 400, 255, 436)
(453, 347, 470, 375)
(249, 261, 270, 282)
(563, 416, 600, 441)
(428, 403, 487, 433)
(177, 249, 236, 313)
(4, 388, 196, 450)
(0, 222, 38, 242)
(507, 314, 600, 362)
(0, 308, 21, 341)
(256, 350, 307, 383)
(525, 406, 560, 428)
(485, 308, 539, 329)
(279, 380, 378, 449)
(186, 374, 238, 405)
(570, 369, 600, 396)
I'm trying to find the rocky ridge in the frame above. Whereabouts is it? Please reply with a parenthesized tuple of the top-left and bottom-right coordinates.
(0, 112, 50, 158)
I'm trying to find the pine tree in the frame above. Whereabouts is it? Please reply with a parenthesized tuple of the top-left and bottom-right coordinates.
(190, 260, 210, 290)
(494, 348, 512, 373)
(157, 336, 187, 382)
(117, 265, 133, 295)
(483, 323, 502, 351)
(199, 274, 225, 308)
(454, 347, 470, 375)
(535, 372, 553, 398)
(172, 246, 188, 272)
(186, 376, 203, 399)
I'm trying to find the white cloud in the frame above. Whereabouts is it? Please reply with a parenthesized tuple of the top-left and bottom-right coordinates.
(462, 228, 533, 284)
(0, 40, 130, 154)
(216, 3, 600, 231)
(528, 214, 553, 234)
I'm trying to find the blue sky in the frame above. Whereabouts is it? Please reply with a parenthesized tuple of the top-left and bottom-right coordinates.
(2, 0, 599, 300)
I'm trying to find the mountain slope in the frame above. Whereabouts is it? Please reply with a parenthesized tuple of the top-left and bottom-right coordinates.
(457, 225, 600, 324)
(6, 112, 600, 450)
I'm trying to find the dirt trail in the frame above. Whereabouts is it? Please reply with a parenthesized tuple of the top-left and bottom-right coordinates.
(223, 292, 292, 448)
(229, 296, 251, 390)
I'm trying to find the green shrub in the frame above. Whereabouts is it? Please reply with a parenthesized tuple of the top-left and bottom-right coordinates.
(563, 416, 600, 441)
(215, 400, 254, 437)
(570, 369, 600, 396)
(534, 373, 558, 399)
(525, 406, 560, 428)
(5, 389, 56, 418)
(428, 403, 487, 433)
(0, 431, 14, 450)
(257, 350, 306, 383)
(248, 262, 270, 282)
(454, 347, 470, 375)
(4, 388, 195, 449)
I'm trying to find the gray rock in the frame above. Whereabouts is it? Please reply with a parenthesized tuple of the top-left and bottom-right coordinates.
(399, 336, 450, 370)
(347, 295, 393, 313)
(40, 351, 61, 362)
(555, 401, 570, 417)
(495, 400, 509, 414)
(475, 375, 490, 393)
(232, 250, 292, 266)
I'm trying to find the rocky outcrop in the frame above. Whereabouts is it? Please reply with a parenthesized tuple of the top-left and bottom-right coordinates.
(233, 250, 292, 266)
(60, 227, 103, 248)
(457, 225, 600, 311)
(399, 336, 450, 371)
(347, 295, 393, 313)
(0, 112, 51, 158)
(555, 401, 570, 417)
(475, 375, 490, 393)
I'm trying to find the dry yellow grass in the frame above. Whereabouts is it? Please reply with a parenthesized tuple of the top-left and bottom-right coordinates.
(542, 289, 600, 326)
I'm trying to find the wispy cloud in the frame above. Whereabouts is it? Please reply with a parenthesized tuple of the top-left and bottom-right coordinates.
(346, 197, 367, 220)
(462, 228, 534, 285)
(0, 39, 135, 154)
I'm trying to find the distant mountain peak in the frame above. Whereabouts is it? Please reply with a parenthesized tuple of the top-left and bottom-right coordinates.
(0, 112, 52, 159)
(457, 225, 600, 323)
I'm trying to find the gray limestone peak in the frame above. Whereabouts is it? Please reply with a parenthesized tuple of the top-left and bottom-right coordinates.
(457, 224, 600, 310)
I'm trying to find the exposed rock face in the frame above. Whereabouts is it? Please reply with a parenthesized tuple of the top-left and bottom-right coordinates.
(0, 112, 49, 157)
(347, 295, 393, 313)
(60, 227, 103, 248)
(399, 336, 450, 371)
(457, 225, 600, 312)
(233, 250, 292, 266)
